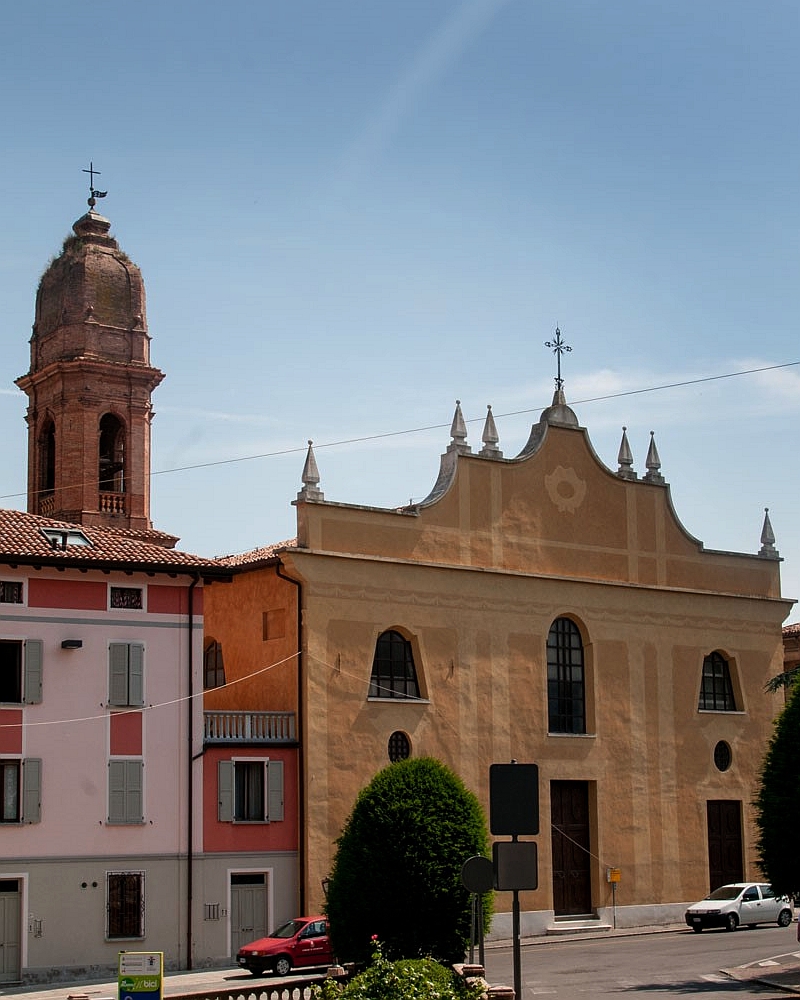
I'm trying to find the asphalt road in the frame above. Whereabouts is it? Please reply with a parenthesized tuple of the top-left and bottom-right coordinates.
(483, 925, 800, 998)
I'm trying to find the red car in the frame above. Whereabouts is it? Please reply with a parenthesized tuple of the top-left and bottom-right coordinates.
(237, 916, 333, 976)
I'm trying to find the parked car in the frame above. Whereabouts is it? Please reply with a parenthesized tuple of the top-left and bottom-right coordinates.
(237, 916, 333, 976)
(685, 883, 793, 932)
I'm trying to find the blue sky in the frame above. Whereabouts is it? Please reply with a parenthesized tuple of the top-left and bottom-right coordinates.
(1, 1, 798, 622)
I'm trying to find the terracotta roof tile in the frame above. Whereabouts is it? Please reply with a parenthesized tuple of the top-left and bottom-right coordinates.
(215, 538, 297, 568)
(0, 507, 224, 574)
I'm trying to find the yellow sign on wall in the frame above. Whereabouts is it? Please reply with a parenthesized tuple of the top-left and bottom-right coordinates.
(606, 867, 621, 883)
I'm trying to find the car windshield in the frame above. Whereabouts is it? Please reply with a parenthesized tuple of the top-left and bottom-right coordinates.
(271, 920, 305, 939)
(705, 886, 744, 901)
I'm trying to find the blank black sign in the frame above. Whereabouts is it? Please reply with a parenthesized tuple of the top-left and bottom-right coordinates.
(489, 762, 539, 835)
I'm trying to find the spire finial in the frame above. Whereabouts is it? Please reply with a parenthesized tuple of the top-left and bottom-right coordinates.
(643, 430, 665, 484)
(616, 426, 637, 480)
(297, 439, 324, 501)
(479, 404, 503, 458)
(544, 325, 571, 391)
(82, 161, 108, 209)
(447, 400, 471, 454)
(759, 507, 779, 558)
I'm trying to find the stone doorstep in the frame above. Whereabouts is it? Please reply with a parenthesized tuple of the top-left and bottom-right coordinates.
(546, 919, 613, 935)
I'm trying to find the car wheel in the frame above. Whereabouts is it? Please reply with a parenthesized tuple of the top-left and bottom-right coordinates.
(778, 909, 792, 927)
(274, 956, 292, 977)
(692, 925, 703, 933)
(725, 912, 738, 932)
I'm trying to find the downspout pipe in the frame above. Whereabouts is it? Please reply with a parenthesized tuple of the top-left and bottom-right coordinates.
(275, 560, 304, 913)
(187, 573, 200, 969)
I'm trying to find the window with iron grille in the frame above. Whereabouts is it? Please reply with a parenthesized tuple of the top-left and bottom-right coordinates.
(699, 652, 737, 711)
(107, 871, 144, 938)
(0, 582, 22, 604)
(388, 731, 411, 762)
(110, 587, 143, 610)
(369, 630, 420, 699)
(547, 618, 586, 734)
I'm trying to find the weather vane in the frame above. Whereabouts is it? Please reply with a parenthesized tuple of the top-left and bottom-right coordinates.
(83, 161, 108, 208)
(544, 326, 571, 391)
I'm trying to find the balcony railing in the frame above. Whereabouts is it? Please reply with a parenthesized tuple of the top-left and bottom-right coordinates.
(204, 711, 296, 744)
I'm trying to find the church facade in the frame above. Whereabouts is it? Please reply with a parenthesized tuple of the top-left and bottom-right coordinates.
(206, 388, 792, 938)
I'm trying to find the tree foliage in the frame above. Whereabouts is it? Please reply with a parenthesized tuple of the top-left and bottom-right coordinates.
(754, 681, 800, 895)
(325, 757, 491, 965)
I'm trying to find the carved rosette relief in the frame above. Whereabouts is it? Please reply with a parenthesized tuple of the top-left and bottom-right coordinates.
(545, 465, 586, 514)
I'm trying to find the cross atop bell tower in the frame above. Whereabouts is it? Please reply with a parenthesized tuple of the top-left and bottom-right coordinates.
(15, 179, 174, 545)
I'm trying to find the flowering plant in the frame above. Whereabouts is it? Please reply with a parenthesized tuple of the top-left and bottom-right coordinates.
(312, 938, 482, 1000)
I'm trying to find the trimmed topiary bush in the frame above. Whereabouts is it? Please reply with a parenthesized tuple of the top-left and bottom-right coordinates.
(325, 757, 491, 964)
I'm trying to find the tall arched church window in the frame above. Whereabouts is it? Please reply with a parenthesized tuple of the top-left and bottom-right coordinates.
(698, 651, 737, 711)
(547, 617, 586, 734)
(99, 414, 126, 493)
(369, 630, 420, 699)
(204, 639, 225, 690)
(39, 418, 56, 494)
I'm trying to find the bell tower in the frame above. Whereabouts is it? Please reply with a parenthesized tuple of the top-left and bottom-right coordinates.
(16, 181, 172, 543)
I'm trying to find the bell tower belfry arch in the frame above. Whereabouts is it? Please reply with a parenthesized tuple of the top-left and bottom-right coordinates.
(16, 183, 169, 541)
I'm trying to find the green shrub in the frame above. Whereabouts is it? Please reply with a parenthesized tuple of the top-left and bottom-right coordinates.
(325, 757, 491, 964)
(312, 940, 482, 1000)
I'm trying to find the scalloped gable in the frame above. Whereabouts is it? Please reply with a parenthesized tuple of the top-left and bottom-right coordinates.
(294, 420, 781, 601)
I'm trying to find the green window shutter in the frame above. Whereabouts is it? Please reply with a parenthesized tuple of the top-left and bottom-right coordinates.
(126, 760, 143, 823)
(109, 760, 126, 822)
(23, 640, 43, 704)
(218, 760, 234, 822)
(267, 760, 284, 822)
(21, 758, 41, 823)
(109, 760, 143, 823)
(128, 644, 144, 706)
(109, 644, 129, 706)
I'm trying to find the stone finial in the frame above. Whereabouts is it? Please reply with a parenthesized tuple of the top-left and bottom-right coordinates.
(759, 507, 779, 558)
(297, 440, 324, 501)
(616, 426, 637, 480)
(643, 431, 665, 484)
(479, 405, 503, 458)
(449, 400, 472, 455)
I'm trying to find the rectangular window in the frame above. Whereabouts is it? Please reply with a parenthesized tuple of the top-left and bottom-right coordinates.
(107, 871, 145, 938)
(0, 640, 43, 705)
(0, 582, 22, 605)
(109, 643, 144, 707)
(110, 587, 143, 610)
(0, 758, 41, 823)
(108, 759, 143, 824)
(217, 759, 284, 823)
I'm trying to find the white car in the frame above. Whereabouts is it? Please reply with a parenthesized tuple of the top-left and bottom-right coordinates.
(685, 882, 793, 932)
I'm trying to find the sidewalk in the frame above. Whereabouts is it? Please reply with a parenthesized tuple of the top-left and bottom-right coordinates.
(721, 949, 800, 996)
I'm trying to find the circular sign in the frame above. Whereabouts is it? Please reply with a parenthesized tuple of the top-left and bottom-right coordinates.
(461, 855, 493, 894)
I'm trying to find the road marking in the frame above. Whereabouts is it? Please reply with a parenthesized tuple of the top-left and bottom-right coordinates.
(701, 974, 729, 983)
(758, 960, 781, 967)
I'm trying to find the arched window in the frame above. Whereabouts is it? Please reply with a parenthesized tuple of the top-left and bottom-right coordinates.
(699, 651, 737, 711)
(369, 630, 420, 699)
(39, 418, 56, 494)
(204, 639, 225, 690)
(99, 414, 125, 493)
(547, 617, 585, 734)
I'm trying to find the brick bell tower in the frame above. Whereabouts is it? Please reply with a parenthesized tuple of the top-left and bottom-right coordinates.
(16, 179, 176, 545)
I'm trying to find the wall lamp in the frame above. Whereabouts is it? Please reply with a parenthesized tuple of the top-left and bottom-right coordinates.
(61, 639, 83, 650)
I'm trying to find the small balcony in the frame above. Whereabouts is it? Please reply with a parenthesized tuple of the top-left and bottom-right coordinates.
(203, 710, 296, 745)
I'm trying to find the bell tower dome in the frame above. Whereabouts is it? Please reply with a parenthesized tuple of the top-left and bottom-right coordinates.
(16, 188, 173, 543)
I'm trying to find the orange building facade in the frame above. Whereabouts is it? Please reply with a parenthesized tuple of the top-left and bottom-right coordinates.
(205, 391, 793, 939)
